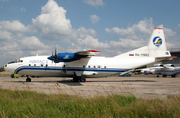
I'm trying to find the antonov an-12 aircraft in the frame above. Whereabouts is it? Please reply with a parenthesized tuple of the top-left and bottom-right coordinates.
(153, 64, 180, 78)
(4, 27, 172, 82)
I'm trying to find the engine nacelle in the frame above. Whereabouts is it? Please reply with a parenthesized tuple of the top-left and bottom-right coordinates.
(163, 64, 175, 67)
(48, 53, 87, 62)
(57, 53, 75, 60)
(153, 64, 175, 67)
(153, 64, 162, 67)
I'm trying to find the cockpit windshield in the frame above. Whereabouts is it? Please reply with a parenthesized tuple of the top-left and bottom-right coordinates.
(8, 59, 23, 64)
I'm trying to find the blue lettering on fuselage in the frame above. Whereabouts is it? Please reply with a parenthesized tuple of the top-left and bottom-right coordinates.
(29, 60, 48, 64)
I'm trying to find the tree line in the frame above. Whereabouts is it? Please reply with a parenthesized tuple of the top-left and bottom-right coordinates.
(0, 67, 5, 72)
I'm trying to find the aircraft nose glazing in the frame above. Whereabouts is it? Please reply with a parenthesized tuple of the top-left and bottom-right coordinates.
(4, 64, 7, 68)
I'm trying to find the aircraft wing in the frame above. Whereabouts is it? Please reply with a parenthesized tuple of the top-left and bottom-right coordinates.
(152, 67, 164, 69)
(76, 50, 101, 56)
(48, 50, 101, 62)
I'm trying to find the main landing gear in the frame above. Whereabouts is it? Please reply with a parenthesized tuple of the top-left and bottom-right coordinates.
(26, 76, 31, 82)
(73, 77, 86, 82)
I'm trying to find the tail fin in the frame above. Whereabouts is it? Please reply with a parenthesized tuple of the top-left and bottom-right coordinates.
(147, 27, 167, 51)
(114, 27, 171, 59)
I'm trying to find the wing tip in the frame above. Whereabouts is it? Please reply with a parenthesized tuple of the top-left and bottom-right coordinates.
(88, 50, 101, 52)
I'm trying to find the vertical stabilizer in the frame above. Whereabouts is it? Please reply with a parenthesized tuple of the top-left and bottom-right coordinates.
(114, 27, 171, 60)
(147, 27, 167, 51)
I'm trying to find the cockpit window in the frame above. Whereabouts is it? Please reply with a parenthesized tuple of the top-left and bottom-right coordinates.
(16, 59, 22, 63)
(8, 59, 23, 64)
(8, 61, 16, 64)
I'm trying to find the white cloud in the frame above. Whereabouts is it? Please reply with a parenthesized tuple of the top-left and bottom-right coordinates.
(90, 14, 100, 24)
(0, 30, 12, 41)
(20, 36, 50, 51)
(164, 28, 176, 38)
(0, 20, 28, 32)
(105, 27, 136, 37)
(75, 27, 97, 38)
(163, 27, 177, 49)
(72, 27, 109, 49)
(110, 38, 145, 49)
(105, 18, 154, 40)
(77, 35, 109, 49)
(176, 24, 180, 31)
(0, 36, 51, 65)
(0, 0, 8, 2)
(31, 0, 72, 39)
(83, 0, 104, 6)
(20, 7, 26, 12)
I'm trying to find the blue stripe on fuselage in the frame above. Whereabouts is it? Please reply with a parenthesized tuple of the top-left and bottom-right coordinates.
(14, 66, 129, 74)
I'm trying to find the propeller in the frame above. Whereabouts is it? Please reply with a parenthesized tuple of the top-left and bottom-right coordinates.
(51, 47, 58, 63)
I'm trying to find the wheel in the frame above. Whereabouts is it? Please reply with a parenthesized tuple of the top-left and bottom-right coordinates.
(157, 75, 159, 77)
(171, 75, 176, 78)
(11, 74, 14, 78)
(80, 78, 86, 82)
(26, 78, 31, 82)
(163, 75, 167, 78)
(73, 77, 79, 82)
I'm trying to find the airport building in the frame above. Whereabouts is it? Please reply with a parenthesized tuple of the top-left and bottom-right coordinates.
(163, 48, 180, 66)
(146, 48, 180, 67)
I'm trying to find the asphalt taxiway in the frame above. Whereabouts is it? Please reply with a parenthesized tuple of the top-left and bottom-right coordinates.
(0, 76, 180, 99)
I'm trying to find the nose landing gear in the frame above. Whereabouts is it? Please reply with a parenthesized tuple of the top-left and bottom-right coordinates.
(26, 76, 31, 82)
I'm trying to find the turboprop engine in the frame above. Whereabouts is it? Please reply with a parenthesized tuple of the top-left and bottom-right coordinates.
(47, 52, 87, 62)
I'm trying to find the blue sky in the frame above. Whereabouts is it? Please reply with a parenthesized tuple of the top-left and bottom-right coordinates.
(0, 0, 180, 66)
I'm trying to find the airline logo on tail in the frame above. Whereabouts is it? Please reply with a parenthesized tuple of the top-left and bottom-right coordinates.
(153, 36, 162, 47)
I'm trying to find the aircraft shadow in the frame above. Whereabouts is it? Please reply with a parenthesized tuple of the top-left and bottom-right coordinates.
(11, 79, 156, 86)
(12, 80, 83, 86)
(87, 80, 157, 82)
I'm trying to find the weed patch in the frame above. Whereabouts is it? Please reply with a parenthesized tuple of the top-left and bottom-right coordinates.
(0, 89, 180, 117)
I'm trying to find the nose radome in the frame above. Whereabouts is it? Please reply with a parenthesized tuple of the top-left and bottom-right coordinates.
(3, 64, 15, 74)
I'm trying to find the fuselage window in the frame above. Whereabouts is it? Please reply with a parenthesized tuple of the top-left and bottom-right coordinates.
(34, 64, 36, 66)
(83, 65, 85, 68)
(94, 66, 96, 68)
(104, 66, 106, 68)
(29, 64, 31, 66)
(88, 66, 90, 68)
(46, 64, 48, 67)
(20, 60, 23, 62)
(41, 64, 43, 67)
(98, 66, 101, 68)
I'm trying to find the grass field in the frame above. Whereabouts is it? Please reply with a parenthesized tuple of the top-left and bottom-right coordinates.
(0, 88, 180, 118)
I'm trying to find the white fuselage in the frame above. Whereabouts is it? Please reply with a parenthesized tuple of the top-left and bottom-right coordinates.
(5, 55, 155, 78)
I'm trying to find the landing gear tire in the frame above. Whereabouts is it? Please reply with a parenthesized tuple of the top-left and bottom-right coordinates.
(171, 75, 176, 78)
(26, 78, 31, 82)
(80, 78, 86, 82)
(73, 77, 79, 82)
(163, 75, 167, 78)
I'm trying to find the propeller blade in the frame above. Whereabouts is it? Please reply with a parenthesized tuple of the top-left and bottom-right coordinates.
(54, 47, 58, 62)
(55, 47, 57, 56)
